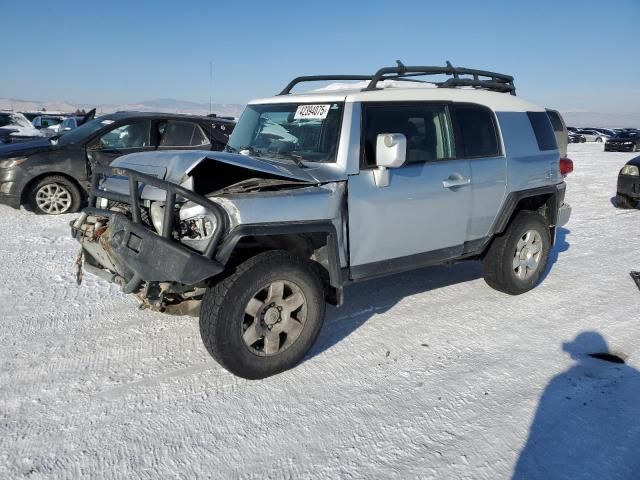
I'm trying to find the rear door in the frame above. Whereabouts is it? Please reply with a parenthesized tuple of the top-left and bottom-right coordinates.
(347, 102, 471, 278)
(453, 104, 508, 244)
(86, 120, 154, 168)
(156, 120, 212, 151)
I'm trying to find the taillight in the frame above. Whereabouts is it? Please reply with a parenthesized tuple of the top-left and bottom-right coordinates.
(560, 158, 573, 176)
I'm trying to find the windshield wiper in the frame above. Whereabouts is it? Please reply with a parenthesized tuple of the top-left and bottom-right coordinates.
(266, 151, 306, 168)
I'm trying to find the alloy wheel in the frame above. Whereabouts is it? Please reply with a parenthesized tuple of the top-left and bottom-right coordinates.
(241, 280, 308, 356)
(512, 230, 543, 280)
(35, 183, 73, 214)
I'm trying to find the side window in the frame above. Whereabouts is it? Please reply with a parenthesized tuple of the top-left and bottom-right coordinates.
(546, 110, 564, 133)
(159, 121, 209, 147)
(527, 111, 557, 151)
(455, 105, 501, 157)
(362, 103, 455, 166)
(98, 121, 152, 150)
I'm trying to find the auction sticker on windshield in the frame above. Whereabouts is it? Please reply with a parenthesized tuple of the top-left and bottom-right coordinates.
(294, 104, 330, 120)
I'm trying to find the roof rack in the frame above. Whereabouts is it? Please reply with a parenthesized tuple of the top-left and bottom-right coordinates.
(279, 61, 516, 96)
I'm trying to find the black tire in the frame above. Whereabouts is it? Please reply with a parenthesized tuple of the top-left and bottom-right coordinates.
(482, 211, 551, 295)
(28, 175, 82, 215)
(199, 250, 325, 379)
(616, 193, 636, 209)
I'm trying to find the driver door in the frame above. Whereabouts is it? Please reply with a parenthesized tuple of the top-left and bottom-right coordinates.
(348, 102, 472, 279)
(86, 120, 155, 169)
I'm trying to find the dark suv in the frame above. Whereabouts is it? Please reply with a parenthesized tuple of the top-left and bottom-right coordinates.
(0, 112, 234, 214)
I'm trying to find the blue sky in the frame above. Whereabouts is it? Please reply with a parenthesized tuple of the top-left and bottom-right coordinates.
(2, 0, 639, 111)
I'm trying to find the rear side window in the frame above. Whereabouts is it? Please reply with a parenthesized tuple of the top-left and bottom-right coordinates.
(159, 121, 209, 147)
(546, 110, 564, 132)
(455, 105, 500, 157)
(527, 111, 557, 151)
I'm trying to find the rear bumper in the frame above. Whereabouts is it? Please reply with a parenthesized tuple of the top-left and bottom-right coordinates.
(617, 174, 640, 198)
(72, 212, 224, 290)
(556, 203, 571, 227)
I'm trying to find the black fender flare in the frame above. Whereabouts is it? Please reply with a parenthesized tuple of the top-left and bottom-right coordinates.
(490, 183, 566, 239)
(215, 221, 343, 288)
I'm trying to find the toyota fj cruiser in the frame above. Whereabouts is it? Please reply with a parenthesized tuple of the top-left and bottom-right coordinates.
(72, 62, 572, 379)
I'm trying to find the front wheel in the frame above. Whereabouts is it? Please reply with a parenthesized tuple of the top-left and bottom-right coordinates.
(482, 211, 551, 295)
(28, 175, 82, 214)
(616, 194, 636, 209)
(199, 250, 325, 379)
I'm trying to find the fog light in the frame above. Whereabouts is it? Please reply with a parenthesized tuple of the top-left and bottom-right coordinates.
(0, 182, 14, 194)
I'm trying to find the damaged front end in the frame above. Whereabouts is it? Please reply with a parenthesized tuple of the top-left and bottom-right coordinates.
(72, 152, 329, 315)
(72, 165, 229, 314)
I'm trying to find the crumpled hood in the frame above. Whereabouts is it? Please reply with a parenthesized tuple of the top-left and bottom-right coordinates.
(110, 150, 343, 184)
(0, 137, 52, 158)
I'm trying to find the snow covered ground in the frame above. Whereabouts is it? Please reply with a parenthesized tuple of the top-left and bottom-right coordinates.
(1, 143, 639, 479)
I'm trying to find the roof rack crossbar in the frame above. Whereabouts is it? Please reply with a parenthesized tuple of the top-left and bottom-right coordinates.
(278, 61, 516, 96)
(279, 75, 375, 95)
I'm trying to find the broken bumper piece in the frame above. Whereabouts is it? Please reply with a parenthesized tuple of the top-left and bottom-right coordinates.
(72, 212, 224, 292)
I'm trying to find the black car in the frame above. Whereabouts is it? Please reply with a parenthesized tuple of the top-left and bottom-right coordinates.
(605, 130, 640, 152)
(0, 112, 235, 214)
(616, 156, 640, 208)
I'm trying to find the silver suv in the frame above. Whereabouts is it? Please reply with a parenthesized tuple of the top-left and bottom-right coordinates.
(72, 62, 572, 379)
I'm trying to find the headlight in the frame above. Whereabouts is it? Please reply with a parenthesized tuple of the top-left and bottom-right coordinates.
(0, 157, 28, 169)
(624, 142, 634, 145)
(180, 215, 217, 240)
(621, 165, 640, 176)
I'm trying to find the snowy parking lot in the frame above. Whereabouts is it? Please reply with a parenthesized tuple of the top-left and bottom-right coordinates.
(1, 143, 639, 478)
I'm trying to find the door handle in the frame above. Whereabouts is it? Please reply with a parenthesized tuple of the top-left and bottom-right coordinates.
(442, 174, 471, 189)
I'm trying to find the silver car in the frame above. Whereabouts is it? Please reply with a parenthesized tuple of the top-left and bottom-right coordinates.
(72, 63, 572, 378)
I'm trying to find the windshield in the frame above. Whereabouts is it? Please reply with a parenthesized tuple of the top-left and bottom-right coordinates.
(226, 102, 344, 164)
(57, 116, 114, 145)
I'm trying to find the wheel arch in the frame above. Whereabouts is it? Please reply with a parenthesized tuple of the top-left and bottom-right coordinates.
(20, 171, 86, 206)
(215, 221, 344, 305)
(490, 184, 566, 246)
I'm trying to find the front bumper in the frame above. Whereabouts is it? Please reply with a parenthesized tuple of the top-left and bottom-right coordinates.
(617, 174, 640, 199)
(72, 212, 224, 290)
(0, 191, 21, 209)
(72, 165, 228, 292)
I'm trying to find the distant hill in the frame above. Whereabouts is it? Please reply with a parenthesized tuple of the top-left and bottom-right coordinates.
(0, 97, 244, 119)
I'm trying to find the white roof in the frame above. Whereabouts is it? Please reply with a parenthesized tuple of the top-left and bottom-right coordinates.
(249, 82, 545, 113)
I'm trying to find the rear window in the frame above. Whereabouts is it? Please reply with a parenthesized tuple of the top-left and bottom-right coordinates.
(455, 105, 500, 158)
(528, 112, 557, 151)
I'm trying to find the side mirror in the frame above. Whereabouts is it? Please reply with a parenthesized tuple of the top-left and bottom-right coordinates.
(374, 133, 406, 187)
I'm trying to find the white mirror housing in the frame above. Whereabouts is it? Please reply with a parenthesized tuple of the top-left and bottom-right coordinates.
(374, 133, 406, 187)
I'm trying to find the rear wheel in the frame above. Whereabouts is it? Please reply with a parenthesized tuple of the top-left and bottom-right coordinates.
(199, 250, 325, 379)
(616, 194, 636, 209)
(482, 211, 551, 295)
(28, 176, 82, 214)
(596, 137, 603, 143)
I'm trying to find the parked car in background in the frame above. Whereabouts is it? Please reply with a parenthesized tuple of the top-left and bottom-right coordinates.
(593, 128, 616, 137)
(0, 112, 235, 214)
(605, 130, 640, 152)
(616, 155, 640, 208)
(568, 132, 586, 143)
(546, 109, 568, 158)
(575, 129, 610, 143)
(567, 126, 578, 133)
(32, 115, 65, 132)
(0, 112, 42, 144)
